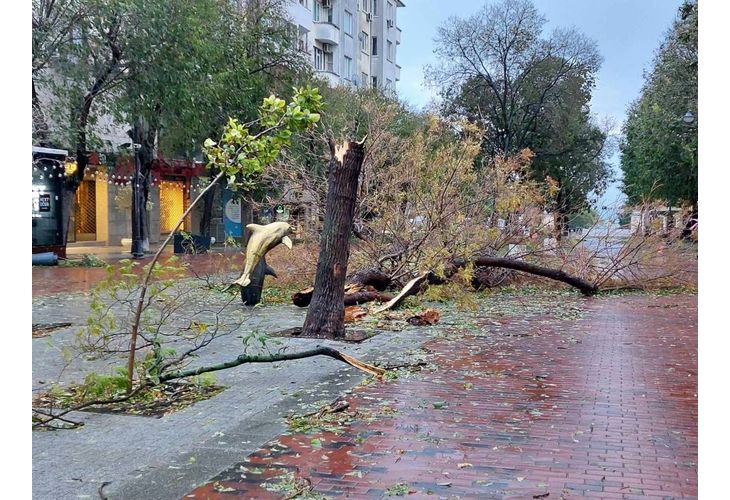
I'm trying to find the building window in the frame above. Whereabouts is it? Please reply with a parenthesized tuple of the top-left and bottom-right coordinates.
(359, 31, 368, 53)
(344, 10, 353, 35)
(372, 0, 377, 16)
(388, 1, 394, 22)
(361, 72, 368, 87)
(344, 56, 352, 80)
(386, 78, 393, 89)
(372, 36, 378, 55)
(360, 0, 369, 12)
(372, 76, 378, 88)
(314, 1, 333, 23)
(387, 40, 393, 61)
(315, 46, 334, 72)
(298, 0, 308, 8)
(314, 47, 323, 70)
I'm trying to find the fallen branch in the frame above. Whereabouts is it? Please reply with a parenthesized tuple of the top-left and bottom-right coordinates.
(448, 256, 599, 296)
(159, 346, 385, 381)
(34, 346, 384, 430)
(373, 272, 430, 313)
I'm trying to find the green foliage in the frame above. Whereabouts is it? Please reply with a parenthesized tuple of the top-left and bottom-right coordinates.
(204, 87, 322, 192)
(385, 483, 410, 496)
(427, 0, 611, 216)
(620, 0, 697, 207)
(59, 254, 108, 268)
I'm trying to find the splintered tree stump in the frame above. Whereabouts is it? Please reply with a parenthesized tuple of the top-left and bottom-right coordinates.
(302, 139, 366, 339)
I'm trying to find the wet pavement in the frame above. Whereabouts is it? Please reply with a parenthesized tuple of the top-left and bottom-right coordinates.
(32, 244, 316, 297)
(185, 294, 697, 499)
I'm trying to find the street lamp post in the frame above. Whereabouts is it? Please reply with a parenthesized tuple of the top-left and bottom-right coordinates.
(131, 143, 144, 258)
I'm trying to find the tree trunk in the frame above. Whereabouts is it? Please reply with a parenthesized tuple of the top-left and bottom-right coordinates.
(302, 139, 365, 339)
(347, 268, 392, 291)
(199, 181, 217, 238)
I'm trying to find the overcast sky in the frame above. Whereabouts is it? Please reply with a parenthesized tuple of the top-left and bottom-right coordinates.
(395, 0, 686, 210)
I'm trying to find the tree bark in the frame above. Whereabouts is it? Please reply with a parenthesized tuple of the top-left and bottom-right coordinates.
(301, 139, 365, 339)
(292, 286, 393, 308)
(448, 256, 598, 296)
(347, 268, 392, 291)
(199, 180, 217, 238)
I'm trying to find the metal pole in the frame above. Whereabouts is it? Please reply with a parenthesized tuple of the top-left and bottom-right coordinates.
(131, 143, 144, 258)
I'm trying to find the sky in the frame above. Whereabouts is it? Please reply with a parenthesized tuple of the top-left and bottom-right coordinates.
(395, 0, 686, 211)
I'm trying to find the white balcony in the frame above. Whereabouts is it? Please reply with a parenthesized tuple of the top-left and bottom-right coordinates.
(286, 1, 312, 31)
(313, 22, 340, 45)
(315, 70, 341, 87)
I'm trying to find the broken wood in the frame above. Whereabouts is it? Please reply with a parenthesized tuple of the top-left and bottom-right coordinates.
(292, 283, 394, 308)
(347, 268, 392, 291)
(373, 272, 430, 313)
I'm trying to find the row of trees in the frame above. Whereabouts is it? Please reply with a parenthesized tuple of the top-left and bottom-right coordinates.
(32, 0, 308, 248)
(425, 0, 613, 236)
(620, 0, 698, 221)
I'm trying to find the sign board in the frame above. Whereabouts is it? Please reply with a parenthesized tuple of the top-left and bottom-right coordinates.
(222, 188, 242, 238)
(39, 193, 51, 212)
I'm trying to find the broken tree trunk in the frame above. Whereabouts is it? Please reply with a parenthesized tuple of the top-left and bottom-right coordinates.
(448, 256, 598, 296)
(292, 268, 394, 307)
(292, 284, 394, 308)
(347, 268, 392, 291)
(301, 138, 366, 339)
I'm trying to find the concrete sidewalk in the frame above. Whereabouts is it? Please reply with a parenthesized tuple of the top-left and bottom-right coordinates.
(32, 288, 450, 500)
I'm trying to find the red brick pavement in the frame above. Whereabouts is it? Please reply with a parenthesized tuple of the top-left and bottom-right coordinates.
(185, 294, 697, 499)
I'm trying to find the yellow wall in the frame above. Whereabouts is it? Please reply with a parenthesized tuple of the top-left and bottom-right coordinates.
(160, 181, 185, 233)
(95, 175, 108, 242)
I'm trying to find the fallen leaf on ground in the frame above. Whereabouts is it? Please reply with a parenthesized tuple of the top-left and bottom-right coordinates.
(344, 306, 368, 323)
(407, 309, 441, 326)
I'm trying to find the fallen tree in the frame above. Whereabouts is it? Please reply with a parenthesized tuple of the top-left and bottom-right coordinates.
(446, 256, 599, 296)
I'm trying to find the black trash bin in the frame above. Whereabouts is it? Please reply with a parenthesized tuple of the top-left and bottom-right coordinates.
(173, 233, 211, 254)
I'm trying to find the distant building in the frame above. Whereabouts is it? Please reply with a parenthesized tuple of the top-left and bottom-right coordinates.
(287, 0, 404, 93)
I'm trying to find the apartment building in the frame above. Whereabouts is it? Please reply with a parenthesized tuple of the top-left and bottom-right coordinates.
(287, 0, 404, 93)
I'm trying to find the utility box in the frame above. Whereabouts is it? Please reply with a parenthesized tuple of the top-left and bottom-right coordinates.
(32, 147, 68, 258)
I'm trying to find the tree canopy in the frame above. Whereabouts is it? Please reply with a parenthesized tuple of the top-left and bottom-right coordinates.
(620, 0, 698, 208)
(426, 0, 612, 223)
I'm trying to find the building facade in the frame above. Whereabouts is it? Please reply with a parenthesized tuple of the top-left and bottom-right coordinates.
(287, 0, 404, 92)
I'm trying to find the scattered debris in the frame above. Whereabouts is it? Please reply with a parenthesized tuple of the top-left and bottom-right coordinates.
(406, 308, 441, 326)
